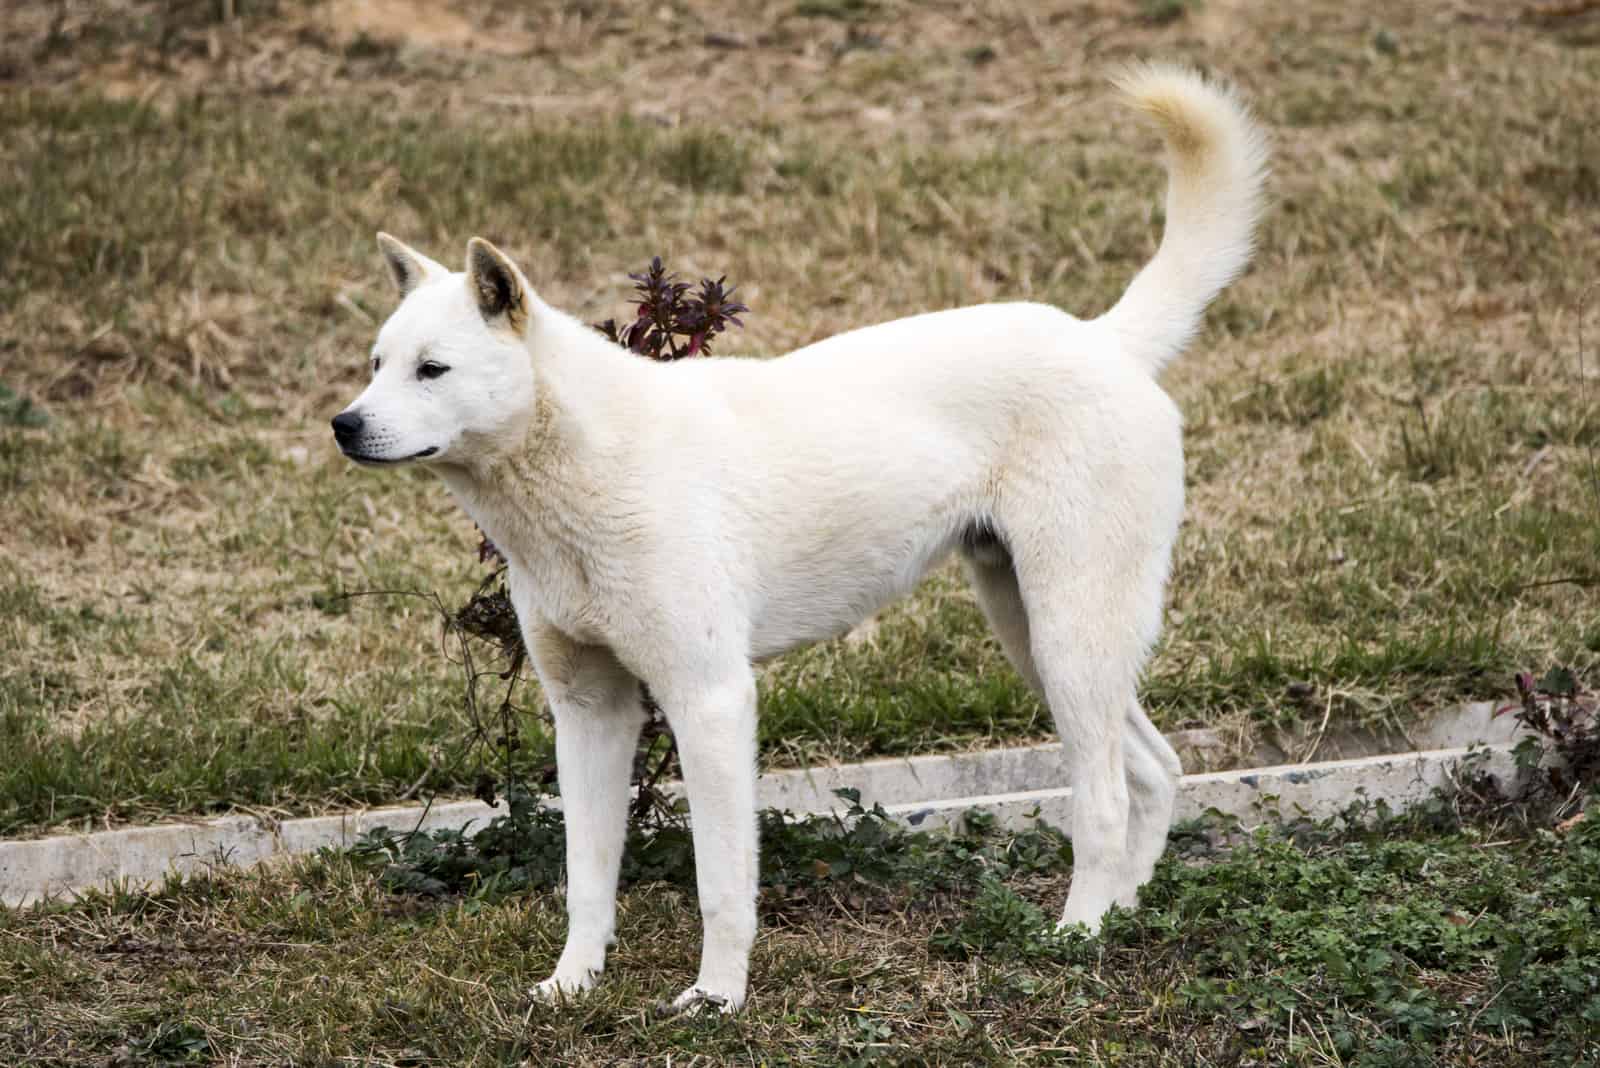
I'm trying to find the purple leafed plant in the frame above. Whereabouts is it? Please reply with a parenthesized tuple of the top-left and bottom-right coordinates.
(594, 257, 749, 361)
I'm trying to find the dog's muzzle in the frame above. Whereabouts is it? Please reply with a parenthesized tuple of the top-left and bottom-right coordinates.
(331, 411, 438, 464)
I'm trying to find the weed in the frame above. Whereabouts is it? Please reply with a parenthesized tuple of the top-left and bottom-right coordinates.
(1501, 667, 1599, 822)
(929, 873, 1070, 962)
(1140, 0, 1200, 26)
(795, 0, 881, 22)
(0, 383, 49, 428)
(115, 1019, 212, 1066)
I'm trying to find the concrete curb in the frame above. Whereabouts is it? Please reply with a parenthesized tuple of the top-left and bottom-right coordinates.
(1, 800, 500, 908)
(1, 740, 1520, 908)
(886, 744, 1521, 833)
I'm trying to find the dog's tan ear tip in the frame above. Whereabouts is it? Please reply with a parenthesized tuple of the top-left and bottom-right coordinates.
(465, 238, 528, 329)
(465, 236, 500, 263)
(378, 233, 443, 298)
(379, 231, 414, 255)
(466, 238, 522, 285)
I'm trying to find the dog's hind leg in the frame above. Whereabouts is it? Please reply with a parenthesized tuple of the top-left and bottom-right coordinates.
(961, 542, 1044, 695)
(1119, 699, 1181, 901)
(1030, 602, 1135, 931)
(525, 626, 647, 1001)
(994, 518, 1171, 932)
(963, 548, 1179, 911)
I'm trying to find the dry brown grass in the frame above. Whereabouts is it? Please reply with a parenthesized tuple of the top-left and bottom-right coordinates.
(1, 0, 1597, 831)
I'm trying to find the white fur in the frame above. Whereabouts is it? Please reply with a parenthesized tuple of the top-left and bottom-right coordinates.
(333, 65, 1267, 1014)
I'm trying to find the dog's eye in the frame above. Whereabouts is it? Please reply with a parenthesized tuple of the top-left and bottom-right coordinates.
(417, 361, 450, 381)
(371, 356, 381, 375)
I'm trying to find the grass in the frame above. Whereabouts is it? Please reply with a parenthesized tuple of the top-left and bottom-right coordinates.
(1, 0, 1599, 835)
(4, 782, 1598, 1065)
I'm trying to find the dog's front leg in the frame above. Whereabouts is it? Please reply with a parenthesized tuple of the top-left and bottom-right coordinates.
(524, 628, 646, 1002)
(651, 668, 759, 1015)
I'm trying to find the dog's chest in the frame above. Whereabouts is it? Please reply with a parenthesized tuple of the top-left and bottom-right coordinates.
(444, 477, 609, 644)
(521, 544, 611, 642)
(504, 555, 605, 647)
(492, 531, 607, 645)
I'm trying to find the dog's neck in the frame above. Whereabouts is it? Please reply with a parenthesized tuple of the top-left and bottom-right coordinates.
(435, 308, 648, 579)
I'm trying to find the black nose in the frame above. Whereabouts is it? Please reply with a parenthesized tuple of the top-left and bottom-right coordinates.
(331, 411, 364, 439)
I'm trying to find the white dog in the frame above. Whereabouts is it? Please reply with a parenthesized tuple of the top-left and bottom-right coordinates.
(333, 64, 1266, 1014)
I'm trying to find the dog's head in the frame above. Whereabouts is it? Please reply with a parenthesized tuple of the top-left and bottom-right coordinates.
(331, 234, 537, 468)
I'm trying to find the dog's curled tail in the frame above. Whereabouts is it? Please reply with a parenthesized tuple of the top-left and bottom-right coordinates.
(1099, 64, 1269, 376)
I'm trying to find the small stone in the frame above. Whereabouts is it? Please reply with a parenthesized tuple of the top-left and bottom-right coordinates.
(1168, 727, 1224, 751)
(836, 30, 884, 55)
(844, 615, 881, 647)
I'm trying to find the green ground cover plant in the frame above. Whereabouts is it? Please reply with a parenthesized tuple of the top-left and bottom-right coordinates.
(0, 0, 1597, 835)
(4, 767, 1597, 1064)
(14, 691, 1593, 1063)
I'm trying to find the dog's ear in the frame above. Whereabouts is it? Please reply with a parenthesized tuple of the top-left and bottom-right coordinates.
(466, 237, 530, 335)
(377, 232, 446, 298)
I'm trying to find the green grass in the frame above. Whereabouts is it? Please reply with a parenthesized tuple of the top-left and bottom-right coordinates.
(1, 0, 1598, 834)
(4, 784, 1598, 1065)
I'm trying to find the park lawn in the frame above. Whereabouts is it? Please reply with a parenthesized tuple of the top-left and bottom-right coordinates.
(1, 0, 1598, 835)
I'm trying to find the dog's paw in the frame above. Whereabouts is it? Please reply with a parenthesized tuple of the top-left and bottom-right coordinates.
(529, 968, 599, 1004)
(653, 985, 741, 1018)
